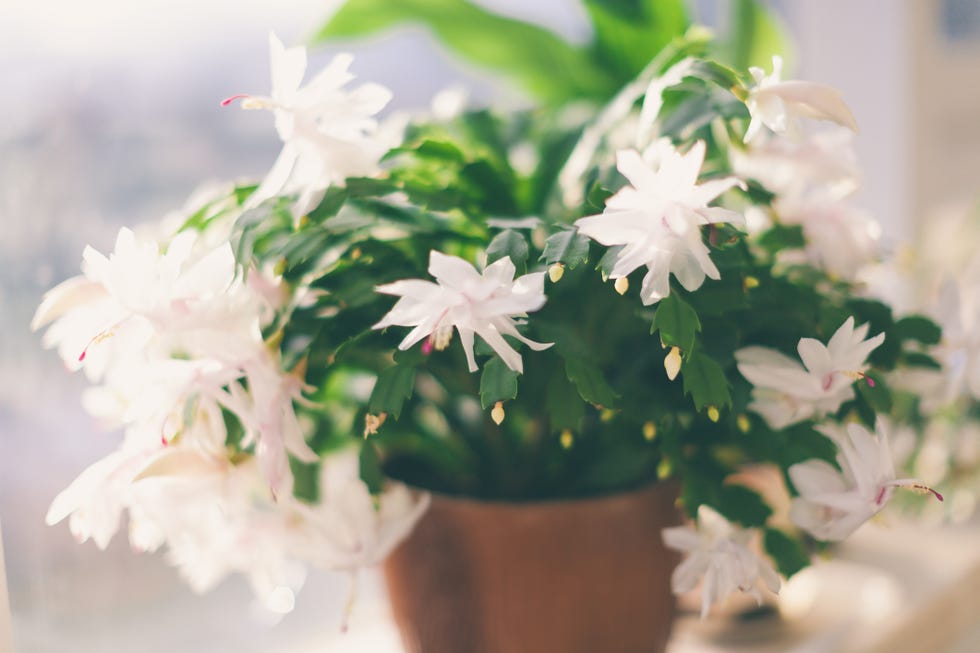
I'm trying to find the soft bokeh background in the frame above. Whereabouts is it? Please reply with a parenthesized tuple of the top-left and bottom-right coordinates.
(2, 0, 979, 651)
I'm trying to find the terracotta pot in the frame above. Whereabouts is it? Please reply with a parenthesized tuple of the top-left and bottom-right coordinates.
(384, 482, 682, 653)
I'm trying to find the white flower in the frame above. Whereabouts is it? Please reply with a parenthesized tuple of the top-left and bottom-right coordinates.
(789, 422, 943, 541)
(226, 33, 400, 218)
(731, 127, 861, 201)
(735, 317, 885, 429)
(662, 505, 780, 620)
(32, 227, 243, 378)
(774, 197, 881, 280)
(575, 142, 744, 305)
(744, 56, 858, 144)
(35, 226, 317, 494)
(287, 452, 430, 570)
(373, 251, 552, 373)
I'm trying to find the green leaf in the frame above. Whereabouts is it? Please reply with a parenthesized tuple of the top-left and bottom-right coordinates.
(764, 528, 810, 578)
(540, 229, 591, 269)
(651, 293, 702, 351)
(901, 351, 942, 370)
(893, 315, 942, 346)
(314, 0, 612, 102)
(586, 181, 613, 211)
(582, 0, 690, 84)
(479, 356, 520, 409)
(359, 442, 386, 495)
(564, 357, 618, 408)
(485, 229, 529, 274)
(368, 364, 417, 419)
(715, 484, 773, 528)
(714, 0, 793, 73)
(596, 245, 624, 279)
(857, 373, 892, 413)
(546, 368, 585, 432)
(682, 350, 732, 411)
(757, 224, 805, 253)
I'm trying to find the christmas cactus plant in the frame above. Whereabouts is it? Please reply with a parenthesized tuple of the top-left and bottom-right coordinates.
(34, 0, 949, 621)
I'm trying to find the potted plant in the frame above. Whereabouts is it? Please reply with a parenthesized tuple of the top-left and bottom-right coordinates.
(32, 1, 949, 651)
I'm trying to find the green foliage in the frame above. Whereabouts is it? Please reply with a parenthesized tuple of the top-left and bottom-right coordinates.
(479, 356, 520, 408)
(486, 229, 529, 273)
(582, 0, 690, 84)
(682, 349, 732, 411)
(314, 0, 613, 102)
(713, 0, 794, 72)
(368, 363, 417, 420)
(564, 357, 619, 408)
(764, 528, 810, 578)
(541, 229, 591, 269)
(651, 292, 701, 351)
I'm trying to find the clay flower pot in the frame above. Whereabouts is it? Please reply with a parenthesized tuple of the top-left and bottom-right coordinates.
(384, 481, 682, 653)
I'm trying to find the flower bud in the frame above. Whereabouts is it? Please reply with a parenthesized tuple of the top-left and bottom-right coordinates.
(665, 346, 682, 381)
(614, 277, 629, 295)
(560, 429, 574, 449)
(491, 401, 505, 425)
(548, 263, 565, 283)
(643, 421, 657, 441)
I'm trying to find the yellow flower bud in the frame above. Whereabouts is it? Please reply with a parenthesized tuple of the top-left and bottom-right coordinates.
(548, 262, 565, 283)
(491, 401, 505, 425)
(737, 414, 751, 433)
(614, 277, 629, 295)
(744, 275, 760, 290)
(643, 421, 657, 441)
(560, 429, 574, 449)
(707, 406, 720, 423)
(664, 346, 682, 381)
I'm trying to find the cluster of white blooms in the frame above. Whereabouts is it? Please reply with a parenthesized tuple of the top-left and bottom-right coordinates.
(737, 56, 879, 280)
(34, 34, 428, 612)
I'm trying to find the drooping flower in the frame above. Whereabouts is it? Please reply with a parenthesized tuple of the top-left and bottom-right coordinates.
(373, 251, 552, 373)
(743, 56, 858, 144)
(789, 422, 943, 541)
(731, 127, 861, 201)
(735, 317, 885, 429)
(34, 226, 318, 495)
(287, 451, 431, 571)
(224, 33, 400, 218)
(575, 141, 744, 305)
(32, 227, 243, 378)
(774, 197, 881, 280)
(662, 505, 780, 619)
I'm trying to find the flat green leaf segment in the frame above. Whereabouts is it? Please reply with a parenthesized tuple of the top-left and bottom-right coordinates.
(314, 0, 613, 102)
(368, 362, 417, 419)
(651, 293, 701, 351)
(486, 229, 529, 273)
(480, 356, 519, 408)
(541, 229, 590, 268)
(682, 350, 731, 411)
(764, 528, 810, 578)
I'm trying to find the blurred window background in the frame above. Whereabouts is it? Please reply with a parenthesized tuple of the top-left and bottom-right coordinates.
(1, 0, 978, 651)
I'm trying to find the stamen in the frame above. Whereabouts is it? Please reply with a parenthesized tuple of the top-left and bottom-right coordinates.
(220, 94, 249, 107)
